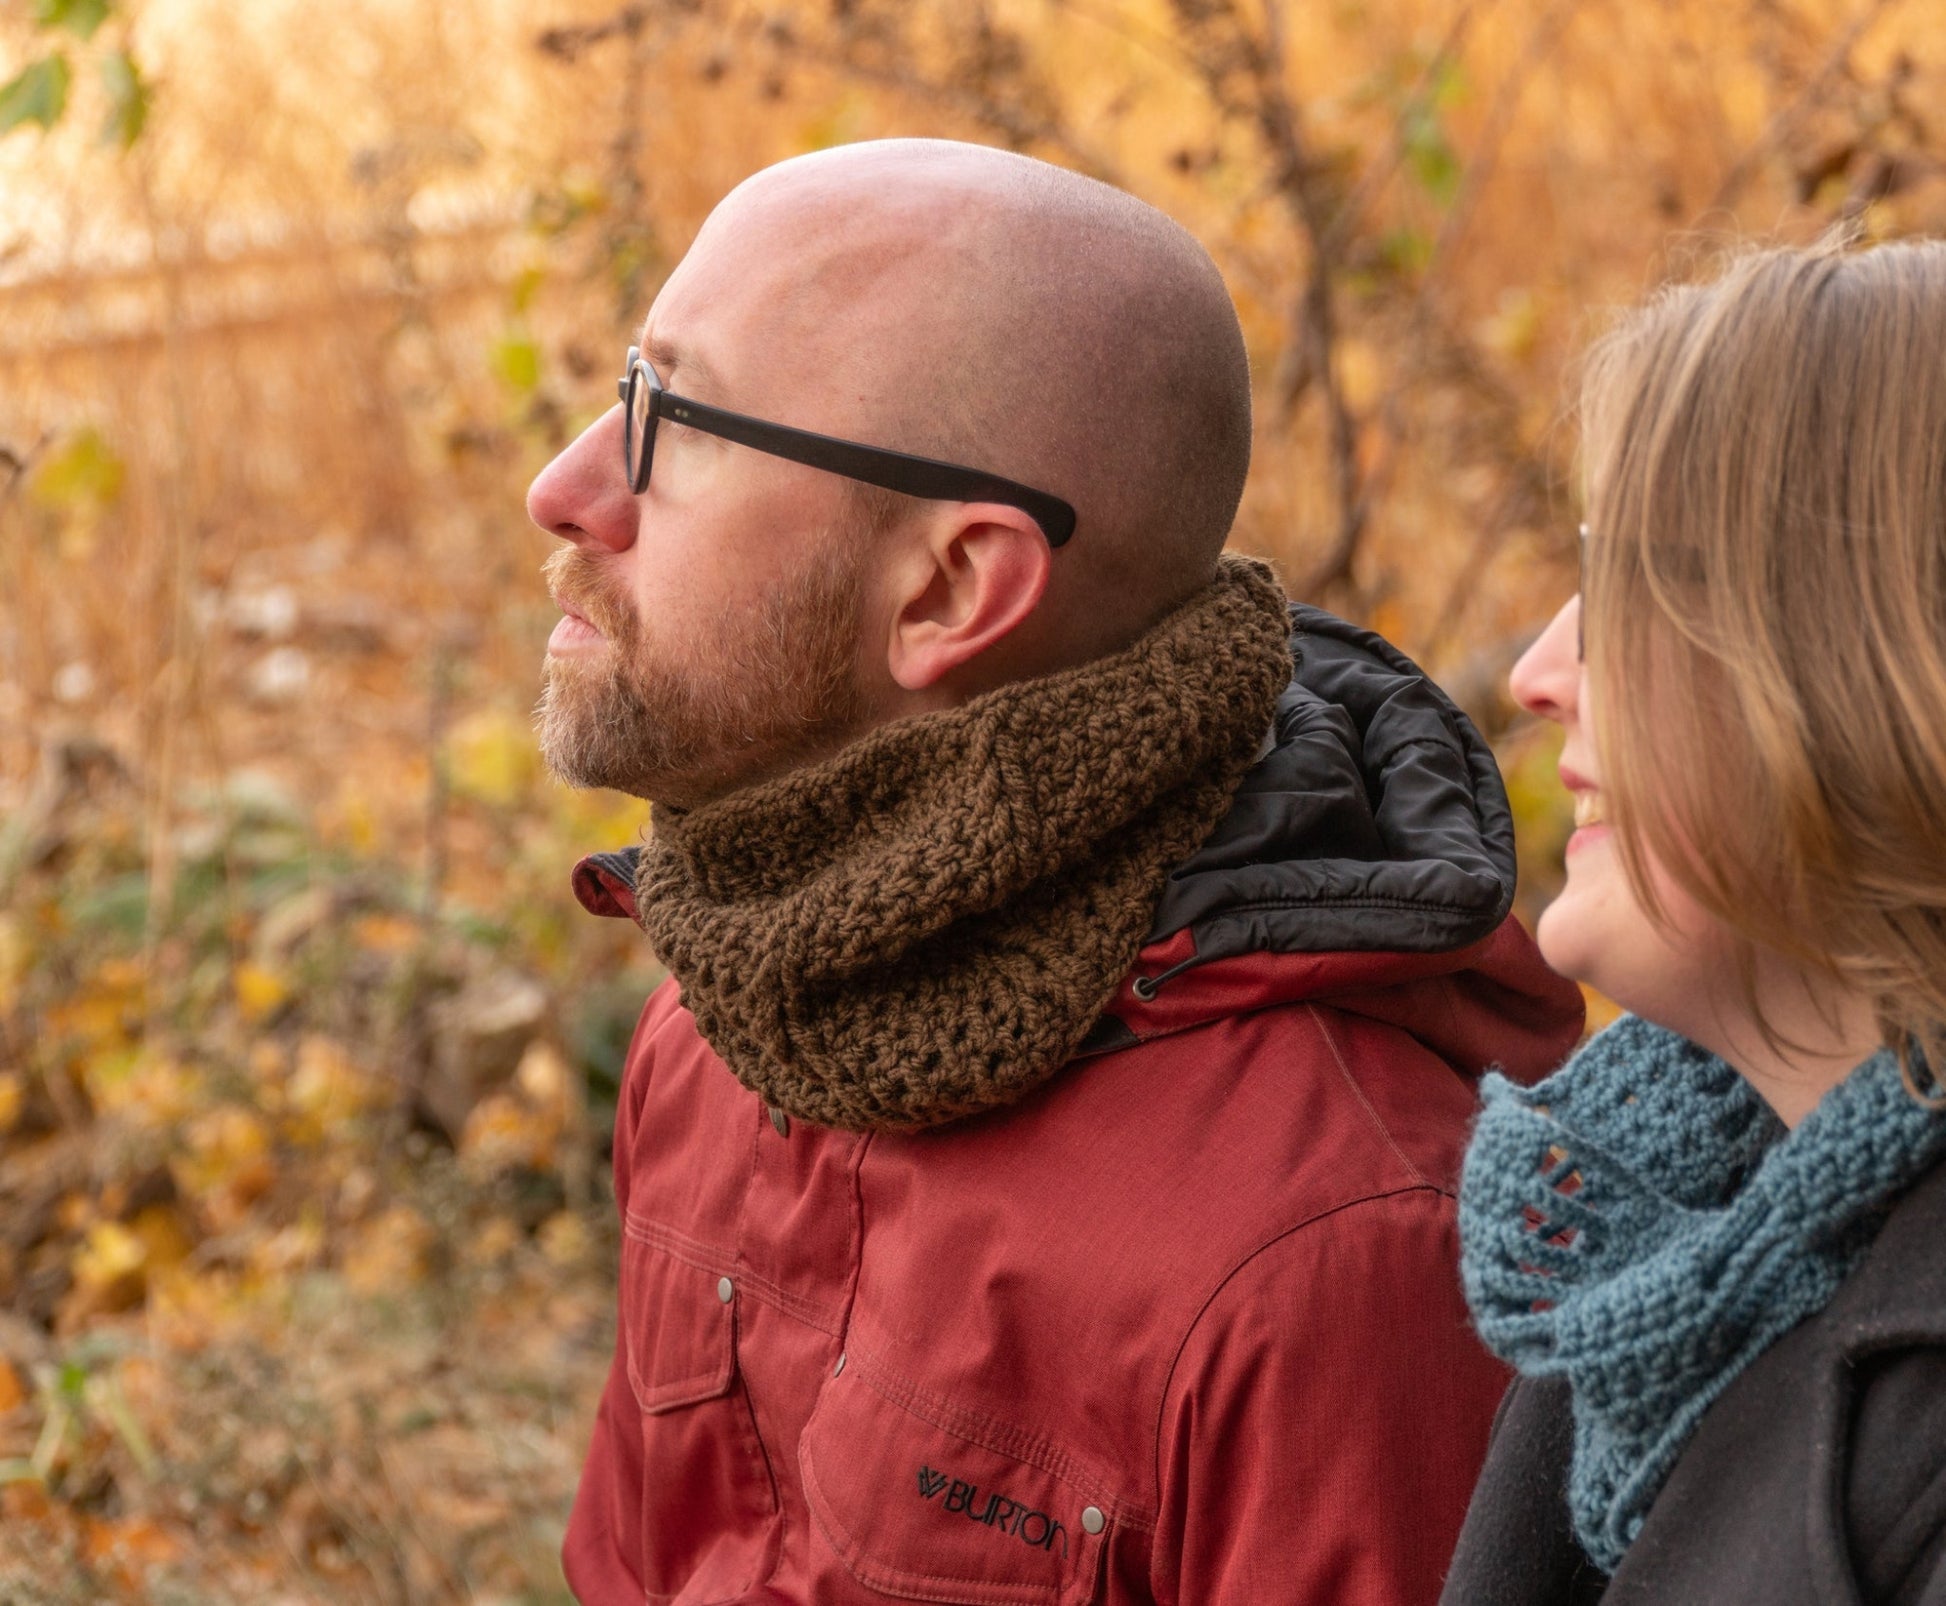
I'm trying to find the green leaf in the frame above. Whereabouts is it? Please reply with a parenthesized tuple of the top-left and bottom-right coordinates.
(0, 55, 71, 136)
(1402, 105, 1461, 207)
(1428, 57, 1468, 112)
(28, 427, 123, 510)
(1378, 226, 1434, 277)
(33, 0, 110, 42)
(489, 331, 541, 392)
(508, 264, 545, 316)
(98, 49, 146, 148)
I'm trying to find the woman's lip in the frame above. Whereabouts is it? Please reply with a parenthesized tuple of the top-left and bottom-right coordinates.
(1565, 822, 1611, 856)
(1558, 763, 1600, 793)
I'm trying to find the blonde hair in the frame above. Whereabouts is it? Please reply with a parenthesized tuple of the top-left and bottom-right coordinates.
(1578, 234, 1946, 1096)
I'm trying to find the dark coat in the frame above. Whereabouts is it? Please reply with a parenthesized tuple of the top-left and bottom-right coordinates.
(1440, 1157, 1946, 1606)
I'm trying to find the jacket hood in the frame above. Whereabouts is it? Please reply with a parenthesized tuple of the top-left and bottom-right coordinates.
(1152, 602, 1517, 958)
(1102, 602, 1581, 1081)
(572, 601, 1583, 1085)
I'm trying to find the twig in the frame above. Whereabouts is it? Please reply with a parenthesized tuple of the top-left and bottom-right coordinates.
(131, 149, 203, 996)
(1421, 451, 1566, 664)
(421, 639, 455, 923)
(1319, 0, 1488, 260)
(1423, 0, 1584, 292)
(1343, 0, 1582, 614)
(1705, 0, 1902, 215)
(787, 37, 1127, 181)
(1044, 0, 1203, 79)
(535, 4, 650, 62)
(1163, 0, 1368, 597)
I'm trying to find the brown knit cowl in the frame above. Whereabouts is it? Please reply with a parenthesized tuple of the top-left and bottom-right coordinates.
(634, 554, 1294, 1132)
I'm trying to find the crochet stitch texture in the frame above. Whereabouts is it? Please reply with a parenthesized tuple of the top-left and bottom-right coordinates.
(1460, 1014, 1946, 1571)
(635, 554, 1295, 1132)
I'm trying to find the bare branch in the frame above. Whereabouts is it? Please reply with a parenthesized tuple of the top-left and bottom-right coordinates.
(1424, 0, 1584, 293)
(536, 3, 650, 62)
(1422, 449, 1567, 666)
(783, 42, 1126, 178)
(1045, 0, 1201, 79)
(1333, 0, 1582, 618)
(1320, 0, 1488, 259)
(1705, 0, 1903, 215)
(1163, 0, 1369, 598)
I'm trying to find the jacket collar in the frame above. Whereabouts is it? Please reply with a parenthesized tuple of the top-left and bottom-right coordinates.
(1828, 1154, 1946, 1343)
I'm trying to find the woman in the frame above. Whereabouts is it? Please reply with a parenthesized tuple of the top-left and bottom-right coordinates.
(1441, 236, 1946, 1605)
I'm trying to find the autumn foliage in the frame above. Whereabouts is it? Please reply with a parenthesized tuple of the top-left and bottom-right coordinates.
(2, 0, 1943, 1597)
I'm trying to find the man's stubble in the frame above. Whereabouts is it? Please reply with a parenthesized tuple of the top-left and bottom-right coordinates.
(536, 539, 872, 808)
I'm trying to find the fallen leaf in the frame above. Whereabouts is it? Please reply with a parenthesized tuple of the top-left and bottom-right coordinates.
(171, 1105, 275, 1230)
(445, 707, 539, 808)
(83, 1513, 181, 1583)
(463, 1215, 522, 1267)
(234, 961, 291, 1024)
(351, 912, 421, 955)
(73, 1220, 145, 1289)
(284, 1037, 383, 1144)
(458, 1090, 554, 1177)
(341, 1205, 433, 1294)
(514, 1040, 570, 1109)
(537, 1210, 590, 1268)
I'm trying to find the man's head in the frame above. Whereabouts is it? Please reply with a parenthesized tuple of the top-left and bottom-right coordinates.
(529, 138, 1254, 807)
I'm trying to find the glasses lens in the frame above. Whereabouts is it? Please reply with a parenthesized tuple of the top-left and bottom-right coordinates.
(1576, 522, 1589, 661)
(621, 365, 646, 491)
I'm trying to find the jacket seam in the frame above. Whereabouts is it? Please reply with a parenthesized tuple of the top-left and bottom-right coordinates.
(1305, 1003, 1435, 1191)
(1197, 893, 1499, 918)
(625, 1213, 844, 1336)
(1814, 1331, 1946, 1605)
(837, 1130, 872, 1343)
(1149, 1183, 1457, 1549)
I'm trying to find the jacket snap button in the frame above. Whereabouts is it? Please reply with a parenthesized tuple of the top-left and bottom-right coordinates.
(716, 1276, 734, 1304)
(769, 1105, 790, 1137)
(1081, 1506, 1105, 1535)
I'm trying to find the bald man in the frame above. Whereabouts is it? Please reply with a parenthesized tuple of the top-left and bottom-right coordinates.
(530, 139, 1583, 1605)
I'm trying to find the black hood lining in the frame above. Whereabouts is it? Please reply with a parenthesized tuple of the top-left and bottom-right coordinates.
(1146, 602, 1517, 960)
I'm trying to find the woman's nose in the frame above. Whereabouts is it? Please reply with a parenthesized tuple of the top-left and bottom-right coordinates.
(526, 405, 637, 554)
(1508, 596, 1583, 726)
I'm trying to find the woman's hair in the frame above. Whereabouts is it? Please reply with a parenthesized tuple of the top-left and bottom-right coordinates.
(1579, 233, 1946, 1094)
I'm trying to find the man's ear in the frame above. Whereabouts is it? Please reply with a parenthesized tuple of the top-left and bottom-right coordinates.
(882, 502, 1052, 694)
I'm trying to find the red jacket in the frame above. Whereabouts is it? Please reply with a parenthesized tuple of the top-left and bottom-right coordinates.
(564, 605, 1585, 1605)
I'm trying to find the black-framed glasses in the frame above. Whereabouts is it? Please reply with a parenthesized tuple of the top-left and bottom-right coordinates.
(617, 346, 1077, 547)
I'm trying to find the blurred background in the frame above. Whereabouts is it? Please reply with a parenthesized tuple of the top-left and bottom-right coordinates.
(1, 0, 1943, 1598)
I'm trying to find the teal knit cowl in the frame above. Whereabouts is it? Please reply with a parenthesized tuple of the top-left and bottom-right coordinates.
(1460, 1015, 1946, 1572)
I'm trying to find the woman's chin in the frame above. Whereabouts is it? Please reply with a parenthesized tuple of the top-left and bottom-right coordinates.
(1534, 887, 1613, 995)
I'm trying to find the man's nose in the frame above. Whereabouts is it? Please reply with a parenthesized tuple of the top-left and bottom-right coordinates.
(1508, 596, 1583, 726)
(526, 405, 637, 553)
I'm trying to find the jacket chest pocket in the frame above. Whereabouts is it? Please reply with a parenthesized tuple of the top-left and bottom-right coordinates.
(799, 1356, 1116, 1605)
(621, 1213, 780, 1604)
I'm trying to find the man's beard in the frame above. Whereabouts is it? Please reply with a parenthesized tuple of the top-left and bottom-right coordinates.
(535, 541, 871, 807)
